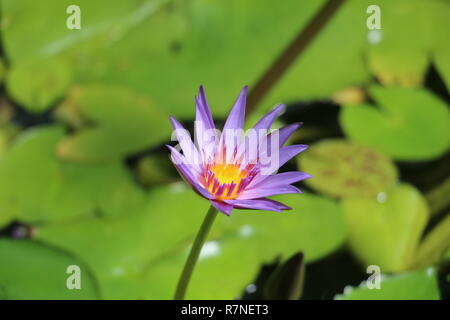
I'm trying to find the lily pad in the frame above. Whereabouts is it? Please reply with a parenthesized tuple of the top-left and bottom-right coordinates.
(340, 86, 450, 161)
(0, 239, 99, 299)
(6, 58, 71, 113)
(336, 267, 440, 300)
(298, 139, 398, 198)
(56, 85, 170, 162)
(342, 183, 429, 272)
(34, 183, 208, 299)
(36, 185, 346, 299)
(366, 0, 429, 87)
(0, 125, 145, 226)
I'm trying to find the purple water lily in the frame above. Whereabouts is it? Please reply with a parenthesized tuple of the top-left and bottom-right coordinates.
(167, 86, 311, 216)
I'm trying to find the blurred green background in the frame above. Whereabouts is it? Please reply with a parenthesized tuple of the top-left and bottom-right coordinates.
(0, 0, 449, 300)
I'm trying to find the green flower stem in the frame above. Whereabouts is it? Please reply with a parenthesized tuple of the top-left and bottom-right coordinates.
(174, 205, 218, 300)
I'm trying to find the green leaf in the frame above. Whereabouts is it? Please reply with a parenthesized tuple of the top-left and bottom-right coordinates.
(184, 192, 346, 299)
(340, 86, 450, 161)
(35, 185, 346, 299)
(336, 267, 440, 300)
(0, 239, 99, 299)
(34, 183, 208, 299)
(342, 183, 429, 272)
(299, 139, 398, 198)
(6, 58, 71, 113)
(366, 0, 429, 87)
(56, 85, 170, 162)
(425, 177, 450, 217)
(412, 213, 450, 269)
(0, 0, 154, 62)
(0, 125, 145, 226)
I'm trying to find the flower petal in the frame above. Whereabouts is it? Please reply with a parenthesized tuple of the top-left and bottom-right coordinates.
(278, 144, 308, 167)
(195, 85, 215, 130)
(210, 200, 233, 216)
(235, 104, 285, 166)
(223, 86, 248, 131)
(248, 171, 312, 190)
(195, 86, 217, 162)
(224, 198, 291, 213)
(166, 145, 213, 199)
(219, 86, 248, 163)
(254, 144, 308, 182)
(277, 122, 302, 146)
(252, 104, 285, 131)
(258, 122, 302, 156)
(237, 184, 301, 200)
(169, 116, 201, 170)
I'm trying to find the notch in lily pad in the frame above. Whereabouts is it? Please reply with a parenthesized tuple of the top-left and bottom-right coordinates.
(7, 58, 72, 113)
(340, 86, 450, 161)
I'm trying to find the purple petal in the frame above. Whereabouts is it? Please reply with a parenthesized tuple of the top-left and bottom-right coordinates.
(225, 198, 291, 213)
(219, 86, 248, 164)
(278, 123, 302, 146)
(210, 200, 233, 216)
(259, 123, 301, 156)
(252, 104, 285, 130)
(236, 184, 301, 200)
(248, 171, 312, 189)
(166, 145, 213, 199)
(253, 144, 308, 185)
(235, 104, 285, 165)
(278, 144, 308, 167)
(195, 85, 215, 130)
(223, 86, 248, 131)
(169, 116, 201, 169)
(195, 86, 218, 161)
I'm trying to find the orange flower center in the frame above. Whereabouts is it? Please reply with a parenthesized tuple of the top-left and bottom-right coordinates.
(203, 163, 257, 200)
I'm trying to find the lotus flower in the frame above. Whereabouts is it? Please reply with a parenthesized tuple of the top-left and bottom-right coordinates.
(167, 86, 311, 215)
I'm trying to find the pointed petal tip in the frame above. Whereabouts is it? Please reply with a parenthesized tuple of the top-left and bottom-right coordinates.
(274, 103, 286, 114)
(237, 85, 248, 100)
(169, 115, 179, 126)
